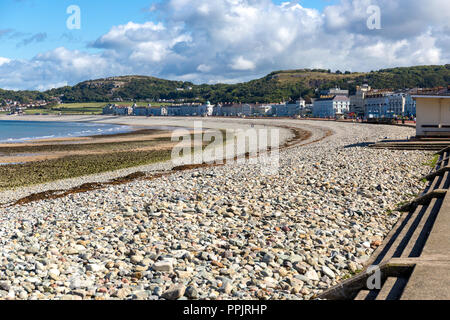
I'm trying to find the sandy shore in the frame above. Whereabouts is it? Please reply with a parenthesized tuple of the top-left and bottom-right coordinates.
(0, 130, 178, 164)
(0, 115, 294, 159)
(0, 114, 294, 133)
(0, 116, 299, 204)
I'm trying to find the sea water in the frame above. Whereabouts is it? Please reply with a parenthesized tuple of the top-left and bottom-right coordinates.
(0, 120, 132, 143)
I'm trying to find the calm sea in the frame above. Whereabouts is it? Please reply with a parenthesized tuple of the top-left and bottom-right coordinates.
(0, 120, 132, 143)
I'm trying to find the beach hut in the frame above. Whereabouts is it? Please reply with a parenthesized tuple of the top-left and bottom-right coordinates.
(412, 87, 450, 138)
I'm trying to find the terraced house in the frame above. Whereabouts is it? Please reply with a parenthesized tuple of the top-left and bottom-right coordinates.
(271, 102, 302, 117)
(364, 92, 393, 119)
(216, 103, 252, 117)
(166, 102, 214, 116)
(102, 104, 133, 116)
(387, 93, 416, 118)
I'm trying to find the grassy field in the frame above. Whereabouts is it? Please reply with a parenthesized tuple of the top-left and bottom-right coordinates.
(23, 102, 173, 115)
(24, 102, 107, 115)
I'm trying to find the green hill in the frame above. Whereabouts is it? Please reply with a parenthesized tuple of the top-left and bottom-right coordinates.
(1, 64, 449, 104)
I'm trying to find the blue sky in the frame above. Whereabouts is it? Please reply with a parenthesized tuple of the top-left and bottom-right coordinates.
(0, 0, 337, 60)
(0, 0, 448, 90)
(0, 0, 157, 59)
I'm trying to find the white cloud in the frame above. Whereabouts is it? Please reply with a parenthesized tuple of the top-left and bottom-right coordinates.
(36, 81, 69, 92)
(197, 64, 212, 72)
(0, 57, 11, 66)
(92, 21, 166, 49)
(0, 0, 449, 90)
(0, 47, 129, 90)
(230, 56, 256, 71)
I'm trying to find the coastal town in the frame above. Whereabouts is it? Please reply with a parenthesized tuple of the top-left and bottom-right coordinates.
(99, 84, 422, 121)
(2, 0, 450, 309)
(0, 98, 58, 115)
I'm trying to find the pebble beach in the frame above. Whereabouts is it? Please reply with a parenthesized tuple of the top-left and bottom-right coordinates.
(0, 117, 432, 300)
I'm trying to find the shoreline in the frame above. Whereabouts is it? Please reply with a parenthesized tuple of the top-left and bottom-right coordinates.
(0, 116, 299, 204)
(0, 128, 173, 151)
(0, 118, 135, 145)
(0, 128, 177, 165)
(6, 125, 313, 207)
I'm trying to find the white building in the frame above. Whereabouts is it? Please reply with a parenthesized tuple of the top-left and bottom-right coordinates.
(404, 94, 417, 117)
(102, 104, 133, 116)
(271, 100, 304, 117)
(313, 95, 350, 118)
(297, 98, 306, 109)
(302, 99, 314, 117)
(102, 104, 115, 115)
(115, 106, 133, 116)
(202, 101, 214, 116)
(133, 106, 151, 116)
(165, 102, 214, 116)
(386, 94, 405, 117)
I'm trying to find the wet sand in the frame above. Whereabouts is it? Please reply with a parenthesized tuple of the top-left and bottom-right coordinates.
(0, 129, 179, 164)
(0, 115, 292, 165)
(0, 115, 296, 192)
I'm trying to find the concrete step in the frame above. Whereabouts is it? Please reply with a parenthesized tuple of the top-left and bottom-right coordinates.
(354, 290, 373, 301)
(376, 277, 409, 300)
(380, 205, 426, 264)
(401, 198, 441, 258)
(437, 146, 450, 155)
(369, 141, 450, 151)
(371, 145, 448, 150)
(434, 154, 449, 171)
(423, 175, 443, 194)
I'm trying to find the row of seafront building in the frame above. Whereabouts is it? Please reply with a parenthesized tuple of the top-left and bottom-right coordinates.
(102, 86, 418, 119)
(103, 102, 217, 117)
(311, 86, 417, 119)
(350, 85, 416, 119)
(103, 99, 309, 118)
